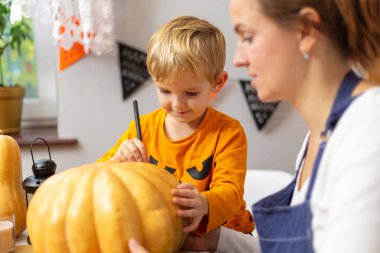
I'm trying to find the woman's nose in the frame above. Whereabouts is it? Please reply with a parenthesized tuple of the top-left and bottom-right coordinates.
(233, 45, 248, 67)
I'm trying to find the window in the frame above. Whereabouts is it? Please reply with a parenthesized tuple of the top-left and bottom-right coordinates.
(3, 16, 58, 128)
(2, 19, 37, 98)
(21, 17, 58, 128)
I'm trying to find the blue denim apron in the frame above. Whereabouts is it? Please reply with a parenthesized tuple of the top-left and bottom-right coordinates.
(252, 70, 361, 253)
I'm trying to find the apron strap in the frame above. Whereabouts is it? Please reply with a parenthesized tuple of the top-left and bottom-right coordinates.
(305, 70, 362, 200)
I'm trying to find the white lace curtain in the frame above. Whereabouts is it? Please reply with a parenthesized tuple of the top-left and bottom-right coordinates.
(11, 0, 115, 56)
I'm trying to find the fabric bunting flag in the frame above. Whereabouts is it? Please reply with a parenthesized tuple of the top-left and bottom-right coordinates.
(118, 42, 151, 100)
(239, 80, 280, 131)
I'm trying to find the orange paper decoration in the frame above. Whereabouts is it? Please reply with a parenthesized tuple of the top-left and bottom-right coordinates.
(59, 43, 86, 71)
(58, 17, 89, 71)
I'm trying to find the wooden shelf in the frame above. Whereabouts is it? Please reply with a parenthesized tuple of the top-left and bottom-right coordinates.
(8, 127, 78, 147)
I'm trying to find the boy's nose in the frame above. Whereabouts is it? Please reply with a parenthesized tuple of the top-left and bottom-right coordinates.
(172, 96, 186, 108)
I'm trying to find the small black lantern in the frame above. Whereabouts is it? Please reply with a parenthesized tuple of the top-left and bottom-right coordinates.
(22, 137, 56, 244)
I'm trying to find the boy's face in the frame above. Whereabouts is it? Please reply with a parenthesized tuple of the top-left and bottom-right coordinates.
(155, 71, 214, 128)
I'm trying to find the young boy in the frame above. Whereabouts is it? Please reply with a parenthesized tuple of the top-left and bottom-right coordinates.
(98, 16, 254, 251)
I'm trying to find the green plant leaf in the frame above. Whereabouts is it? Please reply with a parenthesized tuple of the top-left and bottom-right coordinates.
(0, 2, 34, 86)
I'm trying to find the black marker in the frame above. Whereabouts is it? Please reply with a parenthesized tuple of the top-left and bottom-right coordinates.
(133, 100, 142, 141)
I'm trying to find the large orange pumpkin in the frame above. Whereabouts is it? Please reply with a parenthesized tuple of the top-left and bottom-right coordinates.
(27, 161, 187, 253)
(0, 134, 27, 236)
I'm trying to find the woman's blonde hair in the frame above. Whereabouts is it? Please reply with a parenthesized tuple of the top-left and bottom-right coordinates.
(146, 16, 226, 85)
(257, 0, 380, 69)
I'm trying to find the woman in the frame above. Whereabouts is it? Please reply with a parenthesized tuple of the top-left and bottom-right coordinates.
(130, 0, 380, 252)
(231, 0, 380, 252)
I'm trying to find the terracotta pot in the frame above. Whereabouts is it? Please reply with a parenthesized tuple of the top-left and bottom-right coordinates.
(0, 86, 25, 133)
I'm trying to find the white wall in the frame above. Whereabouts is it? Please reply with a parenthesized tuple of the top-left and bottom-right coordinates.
(20, 0, 307, 178)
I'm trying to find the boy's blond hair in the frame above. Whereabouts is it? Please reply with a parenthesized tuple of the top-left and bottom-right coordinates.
(146, 16, 226, 85)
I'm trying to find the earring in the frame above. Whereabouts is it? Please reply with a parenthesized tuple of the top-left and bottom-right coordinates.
(303, 52, 309, 60)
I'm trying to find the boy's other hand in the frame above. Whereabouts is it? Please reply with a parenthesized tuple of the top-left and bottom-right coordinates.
(111, 138, 149, 163)
(171, 183, 209, 232)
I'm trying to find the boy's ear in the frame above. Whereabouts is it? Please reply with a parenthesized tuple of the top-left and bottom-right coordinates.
(297, 7, 321, 56)
(212, 71, 229, 93)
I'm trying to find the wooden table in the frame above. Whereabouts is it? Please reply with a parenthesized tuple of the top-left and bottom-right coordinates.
(14, 230, 202, 253)
(15, 246, 196, 253)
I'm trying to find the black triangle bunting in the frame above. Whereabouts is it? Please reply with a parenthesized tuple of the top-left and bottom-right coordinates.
(239, 80, 280, 131)
(118, 42, 151, 100)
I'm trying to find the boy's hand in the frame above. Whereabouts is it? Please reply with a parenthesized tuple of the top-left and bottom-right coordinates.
(128, 238, 149, 253)
(171, 183, 209, 232)
(111, 138, 149, 162)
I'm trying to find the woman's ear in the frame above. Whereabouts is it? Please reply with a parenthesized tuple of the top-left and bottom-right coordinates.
(297, 7, 321, 56)
(212, 71, 229, 93)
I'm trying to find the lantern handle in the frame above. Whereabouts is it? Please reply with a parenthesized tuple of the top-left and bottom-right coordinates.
(30, 137, 52, 166)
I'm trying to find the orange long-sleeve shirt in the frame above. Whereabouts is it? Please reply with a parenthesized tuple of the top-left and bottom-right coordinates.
(98, 107, 253, 234)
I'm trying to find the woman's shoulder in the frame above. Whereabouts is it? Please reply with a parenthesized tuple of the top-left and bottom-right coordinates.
(349, 85, 380, 118)
(359, 84, 380, 99)
(353, 79, 380, 96)
(331, 86, 380, 141)
(330, 85, 380, 149)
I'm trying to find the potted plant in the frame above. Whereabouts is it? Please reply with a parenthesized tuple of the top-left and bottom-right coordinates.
(0, 1, 33, 133)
